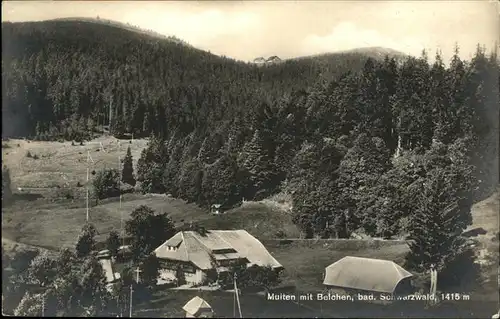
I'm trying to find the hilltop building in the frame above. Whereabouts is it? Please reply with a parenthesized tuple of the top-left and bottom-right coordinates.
(323, 256, 413, 298)
(154, 230, 283, 286)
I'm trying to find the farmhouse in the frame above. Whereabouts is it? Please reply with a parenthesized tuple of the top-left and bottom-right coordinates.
(154, 230, 283, 286)
(323, 256, 413, 299)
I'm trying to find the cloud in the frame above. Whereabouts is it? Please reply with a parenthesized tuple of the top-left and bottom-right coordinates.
(301, 21, 427, 57)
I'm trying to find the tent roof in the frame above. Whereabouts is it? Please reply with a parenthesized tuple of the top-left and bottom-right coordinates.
(182, 296, 212, 315)
(323, 256, 413, 294)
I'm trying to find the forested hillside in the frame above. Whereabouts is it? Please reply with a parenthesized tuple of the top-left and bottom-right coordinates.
(2, 20, 389, 140)
(2, 19, 499, 287)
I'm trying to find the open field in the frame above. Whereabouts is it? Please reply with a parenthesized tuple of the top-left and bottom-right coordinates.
(2, 137, 148, 191)
(2, 192, 301, 251)
(1, 237, 56, 259)
(2, 193, 206, 250)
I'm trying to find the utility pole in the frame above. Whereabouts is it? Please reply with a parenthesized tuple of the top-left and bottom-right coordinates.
(234, 272, 242, 318)
(129, 284, 133, 318)
(86, 151, 94, 222)
(109, 98, 113, 133)
(118, 140, 123, 246)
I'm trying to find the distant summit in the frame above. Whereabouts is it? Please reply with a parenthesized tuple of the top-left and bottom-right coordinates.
(252, 55, 282, 65)
(48, 17, 192, 47)
(266, 56, 282, 63)
(253, 57, 267, 64)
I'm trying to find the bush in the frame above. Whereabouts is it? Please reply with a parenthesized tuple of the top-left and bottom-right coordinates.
(61, 188, 74, 199)
(26, 151, 32, 158)
(32, 154, 39, 160)
(275, 230, 286, 238)
(106, 231, 120, 258)
(92, 168, 120, 200)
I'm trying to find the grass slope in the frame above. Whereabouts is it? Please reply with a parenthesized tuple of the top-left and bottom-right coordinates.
(2, 137, 148, 192)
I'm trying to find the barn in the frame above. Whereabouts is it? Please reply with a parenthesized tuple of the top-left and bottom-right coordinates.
(323, 256, 414, 298)
(154, 229, 283, 287)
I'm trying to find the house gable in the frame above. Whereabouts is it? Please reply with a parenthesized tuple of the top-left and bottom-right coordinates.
(155, 229, 283, 271)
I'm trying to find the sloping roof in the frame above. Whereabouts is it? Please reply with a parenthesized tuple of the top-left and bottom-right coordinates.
(216, 230, 282, 269)
(323, 256, 413, 294)
(99, 258, 118, 283)
(182, 296, 212, 315)
(154, 230, 283, 270)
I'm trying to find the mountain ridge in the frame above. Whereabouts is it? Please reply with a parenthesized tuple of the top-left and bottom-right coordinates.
(2, 17, 408, 63)
(2, 18, 409, 140)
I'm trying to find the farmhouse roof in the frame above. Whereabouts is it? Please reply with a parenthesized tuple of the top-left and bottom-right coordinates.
(154, 230, 283, 270)
(182, 296, 212, 316)
(98, 258, 120, 283)
(323, 256, 413, 294)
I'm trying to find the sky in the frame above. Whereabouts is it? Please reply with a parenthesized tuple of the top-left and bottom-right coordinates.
(2, 1, 499, 63)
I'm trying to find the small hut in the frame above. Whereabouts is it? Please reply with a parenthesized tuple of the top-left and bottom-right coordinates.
(182, 296, 213, 318)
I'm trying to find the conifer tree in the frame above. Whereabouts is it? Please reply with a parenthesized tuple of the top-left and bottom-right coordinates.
(136, 136, 168, 193)
(336, 134, 391, 235)
(75, 223, 98, 258)
(2, 165, 12, 204)
(106, 231, 121, 258)
(121, 146, 135, 186)
(238, 129, 280, 200)
(178, 157, 204, 203)
(201, 153, 242, 207)
(405, 139, 475, 287)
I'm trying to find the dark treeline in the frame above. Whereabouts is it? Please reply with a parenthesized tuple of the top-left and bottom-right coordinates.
(133, 46, 498, 243)
(2, 20, 499, 282)
(2, 20, 383, 140)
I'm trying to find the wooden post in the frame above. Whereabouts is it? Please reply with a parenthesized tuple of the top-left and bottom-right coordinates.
(118, 142, 123, 245)
(429, 264, 438, 305)
(129, 285, 133, 318)
(234, 273, 242, 318)
(86, 151, 90, 222)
